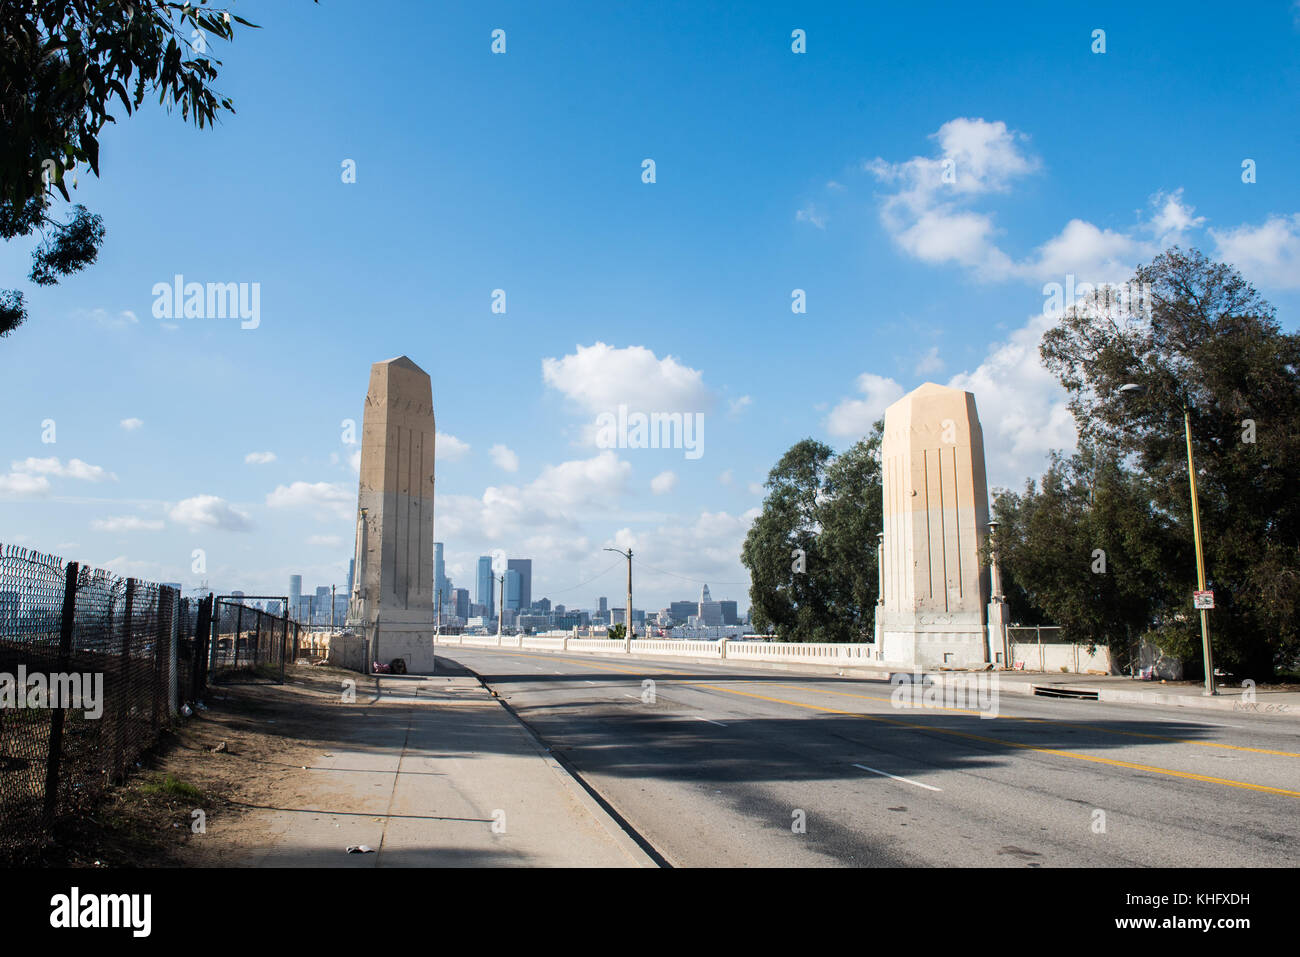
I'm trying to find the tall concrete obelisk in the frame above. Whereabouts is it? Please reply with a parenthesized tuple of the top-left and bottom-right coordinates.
(877, 382, 993, 669)
(345, 356, 437, 673)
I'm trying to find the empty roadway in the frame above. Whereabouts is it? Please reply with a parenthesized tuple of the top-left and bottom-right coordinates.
(437, 645, 1300, 868)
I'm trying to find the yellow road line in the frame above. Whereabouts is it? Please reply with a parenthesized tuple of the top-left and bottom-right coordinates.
(755, 682, 1300, 759)
(689, 684, 1300, 800)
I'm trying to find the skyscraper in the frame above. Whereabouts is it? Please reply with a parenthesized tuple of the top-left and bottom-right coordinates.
(476, 555, 494, 614)
(346, 558, 355, 597)
(507, 559, 532, 610)
(289, 575, 302, 617)
(434, 542, 447, 606)
(698, 583, 723, 626)
(505, 568, 522, 611)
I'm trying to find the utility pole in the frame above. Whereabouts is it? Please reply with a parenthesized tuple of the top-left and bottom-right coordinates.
(436, 587, 442, 637)
(604, 547, 633, 638)
(1119, 384, 1216, 695)
(330, 584, 335, 632)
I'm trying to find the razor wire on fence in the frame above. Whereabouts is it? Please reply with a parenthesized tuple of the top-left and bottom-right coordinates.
(0, 543, 232, 859)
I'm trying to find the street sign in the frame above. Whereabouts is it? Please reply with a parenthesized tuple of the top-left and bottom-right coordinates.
(1193, 590, 1215, 610)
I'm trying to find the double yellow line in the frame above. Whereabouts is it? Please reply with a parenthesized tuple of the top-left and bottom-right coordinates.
(472, 647, 1300, 799)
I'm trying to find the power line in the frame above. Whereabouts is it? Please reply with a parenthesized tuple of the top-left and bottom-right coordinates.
(544, 560, 626, 595)
(630, 556, 750, 588)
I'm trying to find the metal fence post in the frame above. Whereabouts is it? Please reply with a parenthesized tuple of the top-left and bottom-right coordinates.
(152, 588, 168, 732)
(233, 603, 243, 671)
(169, 594, 181, 716)
(113, 577, 136, 783)
(1037, 624, 1043, 672)
(193, 594, 212, 700)
(42, 562, 79, 825)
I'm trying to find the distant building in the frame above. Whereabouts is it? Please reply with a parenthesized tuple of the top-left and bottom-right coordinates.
(598, 597, 608, 615)
(507, 559, 532, 610)
(720, 600, 739, 626)
(476, 556, 494, 614)
(505, 569, 522, 611)
(289, 575, 302, 614)
(434, 543, 451, 607)
(670, 600, 697, 622)
(697, 584, 723, 626)
(346, 559, 355, 597)
(453, 587, 470, 619)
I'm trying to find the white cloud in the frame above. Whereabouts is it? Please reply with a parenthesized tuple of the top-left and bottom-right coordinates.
(437, 432, 471, 462)
(265, 481, 353, 520)
(542, 342, 712, 416)
(747, 482, 764, 496)
(76, 308, 138, 329)
(866, 117, 1176, 284)
(244, 451, 276, 465)
(0, 472, 50, 497)
(1211, 214, 1300, 290)
(914, 346, 944, 376)
(650, 470, 678, 495)
(718, 469, 734, 486)
(796, 203, 827, 229)
(168, 495, 252, 532)
(1147, 188, 1205, 246)
(827, 314, 1077, 490)
(348, 449, 361, 472)
(490, 444, 519, 473)
(307, 534, 342, 547)
(120, 418, 144, 431)
(437, 451, 632, 545)
(825, 373, 905, 438)
(1019, 218, 1149, 285)
(91, 516, 165, 532)
(946, 312, 1077, 490)
(727, 395, 753, 416)
(10, 457, 115, 482)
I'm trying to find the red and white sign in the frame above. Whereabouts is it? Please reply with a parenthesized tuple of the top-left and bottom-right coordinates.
(1193, 590, 1215, 610)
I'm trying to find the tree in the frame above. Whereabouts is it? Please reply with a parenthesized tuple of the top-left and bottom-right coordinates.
(1036, 248, 1300, 676)
(608, 623, 626, 641)
(1, 1, 262, 338)
(741, 425, 883, 642)
(990, 446, 1187, 669)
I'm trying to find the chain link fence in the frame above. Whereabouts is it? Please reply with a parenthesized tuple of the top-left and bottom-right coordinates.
(211, 596, 296, 683)
(0, 544, 214, 860)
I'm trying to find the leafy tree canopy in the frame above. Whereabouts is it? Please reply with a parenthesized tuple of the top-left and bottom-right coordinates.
(742, 424, 883, 643)
(0, 1, 262, 337)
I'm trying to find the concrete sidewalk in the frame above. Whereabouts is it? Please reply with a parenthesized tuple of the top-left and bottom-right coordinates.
(237, 663, 655, 867)
(988, 670, 1300, 716)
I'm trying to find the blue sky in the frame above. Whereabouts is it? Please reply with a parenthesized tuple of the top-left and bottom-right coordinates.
(2, 0, 1298, 613)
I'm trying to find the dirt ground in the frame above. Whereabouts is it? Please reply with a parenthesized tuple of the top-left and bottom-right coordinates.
(33, 662, 376, 867)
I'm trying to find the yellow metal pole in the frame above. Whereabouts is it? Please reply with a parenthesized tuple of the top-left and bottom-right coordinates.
(1184, 407, 1216, 695)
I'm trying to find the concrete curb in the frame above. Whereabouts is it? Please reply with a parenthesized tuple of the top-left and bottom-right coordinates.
(466, 671, 662, 868)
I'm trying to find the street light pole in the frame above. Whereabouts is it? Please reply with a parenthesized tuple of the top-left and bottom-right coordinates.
(1119, 384, 1216, 695)
(1182, 405, 1216, 696)
(604, 547, 633, 638)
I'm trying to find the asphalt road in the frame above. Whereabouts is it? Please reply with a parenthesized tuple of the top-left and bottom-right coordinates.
(438, 645, 1300, 867)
